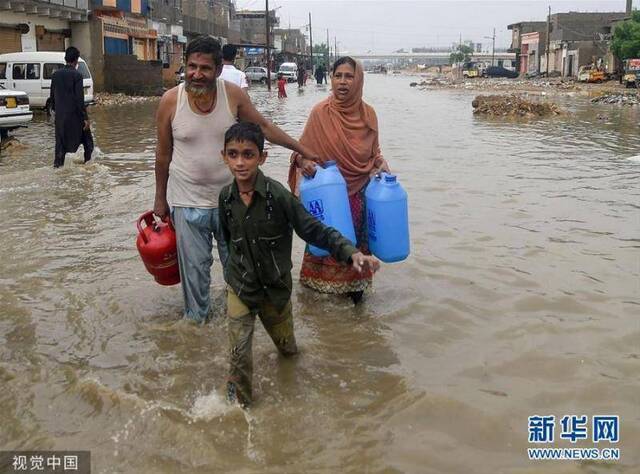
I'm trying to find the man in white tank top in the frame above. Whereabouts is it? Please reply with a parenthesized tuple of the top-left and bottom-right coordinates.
(154, 36, 319, 323)
(219, 44, 248, 90)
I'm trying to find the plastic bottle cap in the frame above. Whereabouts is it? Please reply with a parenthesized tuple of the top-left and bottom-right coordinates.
(324, 160, 337, 167)
(384, 174, 397, 183)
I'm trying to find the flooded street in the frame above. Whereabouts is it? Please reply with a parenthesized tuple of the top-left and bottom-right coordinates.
(1, 74, 639, 473)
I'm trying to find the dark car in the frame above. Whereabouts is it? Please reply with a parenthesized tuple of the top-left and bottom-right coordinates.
(483, 66, 519, 79)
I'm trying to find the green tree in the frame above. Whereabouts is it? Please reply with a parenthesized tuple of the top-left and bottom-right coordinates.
(449, 44, 474, 65)
(314, 42, 329, 55)
(611, 10, 640, 60)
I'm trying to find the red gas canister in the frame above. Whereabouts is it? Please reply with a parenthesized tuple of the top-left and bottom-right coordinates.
(136, 211, 180, 286)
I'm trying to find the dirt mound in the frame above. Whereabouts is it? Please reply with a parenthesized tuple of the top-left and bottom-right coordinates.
(472, 94, 563, 117)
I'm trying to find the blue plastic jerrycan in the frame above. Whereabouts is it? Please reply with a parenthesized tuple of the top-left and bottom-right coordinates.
(365, 173, 410, 262)
(300, 160, 356, 257)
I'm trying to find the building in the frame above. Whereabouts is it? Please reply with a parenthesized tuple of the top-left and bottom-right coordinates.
(520, 31, 547, 75)
(182, 0, 231, 43)
(507, 21, 547, 75)
(148, 0, 185, 87)
(510, 12, 628, 77)
(0, 0, 89, 54)
(85, 0, 161, 93)
(545, 12, 628, 77)
(235, 9, 278, 46)
(273, 27, 308, 66)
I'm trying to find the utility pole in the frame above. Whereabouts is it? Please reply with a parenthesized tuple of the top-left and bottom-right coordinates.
(334, 36, 337, 58)
(492, 28, 495, 66)
(265, 0, 271, 90)
(546, 6, 551, 76)
(327, 28, 329, 67)
(627, 0, 632, 14)
(483, 29, 496, 66)
(309, 12, 313, 73)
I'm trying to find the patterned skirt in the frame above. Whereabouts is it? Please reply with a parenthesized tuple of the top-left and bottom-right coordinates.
(300, 186, 373, 294)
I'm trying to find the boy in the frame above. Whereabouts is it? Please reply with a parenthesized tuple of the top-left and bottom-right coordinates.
(277, 73, 287, 98)
(219, 122, 379, 407)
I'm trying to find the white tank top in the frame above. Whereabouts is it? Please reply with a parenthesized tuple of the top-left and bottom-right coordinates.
(168, 79, 236, 208)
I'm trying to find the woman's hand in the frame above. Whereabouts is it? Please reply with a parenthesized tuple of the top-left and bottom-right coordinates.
(370, 159, 390, 177)
(350, 252, 380, 274)
(293, 153, 318, 178)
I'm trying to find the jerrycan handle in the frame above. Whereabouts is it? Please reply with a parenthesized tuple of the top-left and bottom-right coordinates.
(137, 211, 175, 244)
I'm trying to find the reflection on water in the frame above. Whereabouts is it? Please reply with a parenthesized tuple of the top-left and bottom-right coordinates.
(1, 76, 639, 472)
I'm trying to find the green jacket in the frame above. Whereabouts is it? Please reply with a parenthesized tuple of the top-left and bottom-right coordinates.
(219, 169, 358, 310)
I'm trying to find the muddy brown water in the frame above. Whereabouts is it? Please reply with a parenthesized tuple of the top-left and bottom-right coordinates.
(0, 75, 638, 473)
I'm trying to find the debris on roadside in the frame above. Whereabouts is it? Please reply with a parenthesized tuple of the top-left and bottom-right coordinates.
(94, 92, 160, 107)
(590, 92, 640, 106)
(0, 136, 28, 152)
(472, 94, 563, 117)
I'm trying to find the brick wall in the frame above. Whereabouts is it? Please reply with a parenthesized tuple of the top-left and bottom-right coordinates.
(104, 54, 163, 95)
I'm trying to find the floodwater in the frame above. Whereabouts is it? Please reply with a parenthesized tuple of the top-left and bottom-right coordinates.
(0, 75, 638, 473)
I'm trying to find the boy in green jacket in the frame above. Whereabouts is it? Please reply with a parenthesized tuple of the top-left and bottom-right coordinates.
(219, 122, 379, 407)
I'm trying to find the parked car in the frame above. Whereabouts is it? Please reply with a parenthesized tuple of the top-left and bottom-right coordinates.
(0, 52, 94, 113)
(483, 66, 519, 79)
(175, 65, 185, 85)
(244, 66, 276, 84)
(277, 62, 298, 82)
(0, 85, 33, 139)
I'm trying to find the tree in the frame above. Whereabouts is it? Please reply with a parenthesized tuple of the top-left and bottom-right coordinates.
(449, 44, 474, 65)
(314, 42, 329, 55)
(611, 10, 640, 60)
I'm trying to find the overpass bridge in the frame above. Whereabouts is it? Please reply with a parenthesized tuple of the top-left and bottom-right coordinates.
(349, 52, 516, 67)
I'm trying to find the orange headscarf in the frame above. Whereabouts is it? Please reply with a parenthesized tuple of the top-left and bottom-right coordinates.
(288, 59, 386, 195)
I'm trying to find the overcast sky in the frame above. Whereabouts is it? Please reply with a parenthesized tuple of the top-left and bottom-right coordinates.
(234, 0, 636, 53)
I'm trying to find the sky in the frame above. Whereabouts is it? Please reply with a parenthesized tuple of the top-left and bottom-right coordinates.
(234, 0, 637, 53)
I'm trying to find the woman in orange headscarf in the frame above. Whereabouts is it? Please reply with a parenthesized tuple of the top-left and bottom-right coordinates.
(288, 57, 389, 304)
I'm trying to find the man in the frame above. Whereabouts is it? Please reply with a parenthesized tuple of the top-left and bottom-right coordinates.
(154, 36, 318, 323)
(50, 46, 93, 168)
(314, 64, 325, 85)
(219, 44, 248, 90)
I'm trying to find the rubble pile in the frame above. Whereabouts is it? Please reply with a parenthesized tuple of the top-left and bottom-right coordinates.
(94, 92, 159, 106)
(472, 94, 563, 117)
(590, 92, 640, 106)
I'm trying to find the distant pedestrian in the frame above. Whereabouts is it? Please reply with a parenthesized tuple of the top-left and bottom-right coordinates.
(297, 63, 305, 88)
(277, 73, 287, 98)
(50, 46, 93, 168)
(314, 64, 325, 85)
(219, 44, 248, 90)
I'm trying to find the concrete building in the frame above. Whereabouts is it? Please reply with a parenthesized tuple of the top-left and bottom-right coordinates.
(545, 12, 628, 77)
(148, 0, 185, 87)
(0, 0, 89, 54)
(273, 27, 307, 66)
(86, 0, 161, 93)
(235, 9, 278, 46)
(507, 21, 547, 75)
(510, 12, 628, 77)
(520, 31, 547, 75)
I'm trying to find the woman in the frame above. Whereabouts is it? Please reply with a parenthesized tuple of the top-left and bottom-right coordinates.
(288, 56, 389, 304)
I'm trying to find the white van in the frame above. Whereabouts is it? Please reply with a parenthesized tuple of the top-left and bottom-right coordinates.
(277, 62, 298, 83)
(0, 51, 94, 112)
